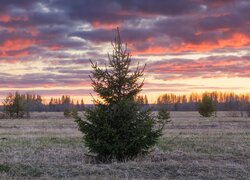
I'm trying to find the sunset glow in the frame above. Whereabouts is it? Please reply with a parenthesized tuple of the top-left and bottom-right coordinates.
(0, 0, 250, 103)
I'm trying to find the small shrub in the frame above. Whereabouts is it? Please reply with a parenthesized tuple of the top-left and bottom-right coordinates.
(247, 106, 250, 117)
(157, 108, 171, 129)
(63, 108, 71, 118)
(0, 164, 11, 173)
(0, 112, 8, 119)
(198, 95, 215, 117)
(64, 108, 78, 118)
(70, 108, 78, 117)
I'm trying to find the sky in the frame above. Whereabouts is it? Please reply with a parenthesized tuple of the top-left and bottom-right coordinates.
(0, 0, 250, 104)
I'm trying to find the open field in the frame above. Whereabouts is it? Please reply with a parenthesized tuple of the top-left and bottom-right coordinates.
(0, 112, 249, 179)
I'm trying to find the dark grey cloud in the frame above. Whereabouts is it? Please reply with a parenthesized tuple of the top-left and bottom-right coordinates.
(1, 0, 250, 58)
(0, 0, 35, 11)
(50, 0, 203, 25)
(0, 72, 90, 88)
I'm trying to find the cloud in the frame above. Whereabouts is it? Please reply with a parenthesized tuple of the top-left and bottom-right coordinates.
(0, 72, 91, 88)
(146, 55, 250, 80)
(0, 0, 250, 97)
(1, 0, 250, 57)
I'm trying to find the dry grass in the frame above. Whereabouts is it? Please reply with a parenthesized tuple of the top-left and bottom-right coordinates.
(0, 111, 249, 179)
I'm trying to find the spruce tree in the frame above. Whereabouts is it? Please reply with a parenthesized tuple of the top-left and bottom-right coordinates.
(74, 28, 164, 162)
(157, 108, 171, 127)
(198, 95, 215, 117)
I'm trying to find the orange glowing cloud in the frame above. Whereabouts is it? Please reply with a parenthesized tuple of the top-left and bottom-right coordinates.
(3, 51, 29, 58)
(132, 46, 168, 55)
(48, 44, 64, 50)
(0, 13, 28, 23)
(146, 56, 250, 80)
(91, 21, 120, 29)
(132, 33, 250, 55)
(25, 28, 39, 36)
(0, 39, 34, 51)
(0, 14, 11, 22)
(176, 33, 250, 52)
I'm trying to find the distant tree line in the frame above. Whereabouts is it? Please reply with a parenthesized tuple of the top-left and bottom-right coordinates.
(48, 95, 85, 112)
(1, 91, 250, 116)
(156, 91, 250, 112)
(0, 92, 85, 118)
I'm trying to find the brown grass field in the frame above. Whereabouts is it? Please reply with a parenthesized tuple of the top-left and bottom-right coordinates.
(0, 112, 249, 179)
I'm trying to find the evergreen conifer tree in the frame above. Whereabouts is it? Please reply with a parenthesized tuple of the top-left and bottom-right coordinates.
(74, 28, 164, 162)
(198, 94, 215, 117)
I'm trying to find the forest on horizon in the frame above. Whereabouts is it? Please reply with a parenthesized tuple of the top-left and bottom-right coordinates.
(0, 91, 249, 112)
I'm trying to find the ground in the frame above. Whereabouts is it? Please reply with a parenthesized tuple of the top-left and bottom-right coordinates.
(0, 112, 249, 179)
